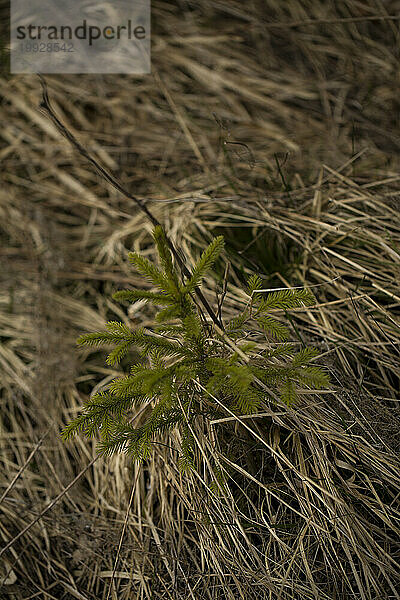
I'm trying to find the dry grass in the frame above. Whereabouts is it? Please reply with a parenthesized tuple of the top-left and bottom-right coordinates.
(1, 1, 400, 598)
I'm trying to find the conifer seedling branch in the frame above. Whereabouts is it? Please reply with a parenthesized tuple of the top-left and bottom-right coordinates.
(62, 227, 329, 468)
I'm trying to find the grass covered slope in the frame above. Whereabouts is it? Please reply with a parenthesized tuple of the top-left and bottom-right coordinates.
(1, 1, 400, 598)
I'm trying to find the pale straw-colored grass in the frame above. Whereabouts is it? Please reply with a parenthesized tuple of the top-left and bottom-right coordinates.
(1, 1, 399, 597)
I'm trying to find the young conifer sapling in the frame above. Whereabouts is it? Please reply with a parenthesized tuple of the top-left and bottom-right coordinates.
(62, 226, 329, 470)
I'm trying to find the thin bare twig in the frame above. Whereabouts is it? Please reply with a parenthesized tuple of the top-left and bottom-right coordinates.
(37, 75, 223, 330)
(0, 455, 100, 559)
(0, 426, 51, 506)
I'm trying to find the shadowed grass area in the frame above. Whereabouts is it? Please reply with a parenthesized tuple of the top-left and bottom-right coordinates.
(1, 1, 400, 598)
(213, 225, 302, 286)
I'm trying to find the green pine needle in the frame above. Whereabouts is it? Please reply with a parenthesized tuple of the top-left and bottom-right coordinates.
(183, 236, 224, 293)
